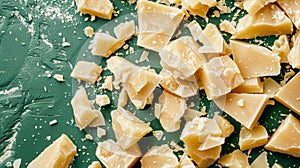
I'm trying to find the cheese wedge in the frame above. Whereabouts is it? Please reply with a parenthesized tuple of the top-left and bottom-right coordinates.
(96, 139, 142, 168)
(28, 134, 77, 168)
(140, 145, 179, 168)
(251, 151, 269, 168)
(232, 4, 293, 39)
(89, 32, 125, 58)
(186, 145, 221, 168)
(76, 0, 113, 20)
(137, 0, 184, 51)
(239, 125, 269, 151)
(233, 78, 263, 94)
(272, 35, 290, 63)
(274, 72, 300, 115)
(111, 107, 152, 149)
(181, 0, 216, 18)
(199, 56, 244, 100)
(263, 78, 281, 98)
(71, 61, 102, 83)
(114, 20, 135, 41)
(230, 40, 281, 78)
(71, 87, 99, 130)
(288, 31, 300, 69)
(156, 91, 186, 132)
(277, 0, 300, 30)
(243, 0, 276, 14)
(265, 114, 300, 158)
(213, 115, 234, 138)
(180, 154, 196, 168)
(214, 93, 269, 129)
(218, 150, 251, 168)
(88, 161, 102, 168)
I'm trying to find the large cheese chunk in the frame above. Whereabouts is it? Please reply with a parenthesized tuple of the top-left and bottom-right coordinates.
(75, 0, 113, 20)
(71, 61, 102, 83)
(181, 0, 217, 18)
(156, 91, 186, 132)
(159, 36, 207, 79)
(274, 72, 300, 115)
(251, 151, 269, 168)
(71, 87, 100, 130)
(114, 20, 136, 41)
(272, 35, 290, 63)
(137, 0, 184, 51)
(243, 0, 275, 14)
(263, 78, 281, 98)
(277, 0, 300, 30)
(28, 134, 77, 168)
(89, 32, 125, 58)
(218, 150, 251, 168)
(230, 40, 281, 78)
(95, 139, 142, 168)
(265, 114, 300, 158)
(198, 56, 244, 100)
(239, 125, 269, 150)
(140, 145, 179, 168)
(111, 107, 152, 149)
(185, 145, 221, 168)
(232, 4, 293, 39)
(214, 93, 269, 129)
(233, 78, 263, 94)
(288, 31, 300, 69)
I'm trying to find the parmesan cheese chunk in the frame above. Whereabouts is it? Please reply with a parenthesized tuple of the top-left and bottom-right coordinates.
(101, 76, 113, 91)
(114, 20, 135, 41)
(288, 31, 300, 69)
(251, 151, 269, 168)
(243, 0, 276, 14)
(71, 61, 102, 83)
(96, 140, 142, 168)
(186, 145, 221, 168)
(218, 150, 251, 168)
(263, 78, 281, 98)
(214, 115, 234, 138)
(88, 110, 106, 127)
(233, 78, 263, 94)
(230, 40, 281, 78)
(88, 161, 102, 168)
(75, 0, 114, 20)
(187, 20, 203, 41)
(239, 125, 269, 151)
(181, 0, 217, 18)
(265, 114, 300, 158)
(272, 35, 290, 63)
(277, 0, 300, 30)
(28, 134, 77, 168)
(272, 163, 283, 168)
(95, 95, 110, 107)
(180, 154, 196, 168)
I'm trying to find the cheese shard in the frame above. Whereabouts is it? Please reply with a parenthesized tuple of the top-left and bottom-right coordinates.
(101, 76, 113, 91)
(265, 114, 300, 158)
(232, 4, 293, 39)
(214, 115, 234, 138)
(71, 61, 102, 83)
(71, 87, 98, 130)
(180, 154, 196, 168)
(88, 161, 102, 168)
(272, 35, 290, 63)
(218, 150, 251, 168)
(230, 40, 281, 78)
(199, 56, 244, 100)
(239, 125, 269, 151)
(185, 145, 221, 168)
(187, 20, 203, 41)
(277, 0, 300, 30)
(114, 20, 136, 41)
(198, 135, 225, 151)
(263, 78, 281, 98)
(272, 163, 283, 168)
(75, 0, 114, 20)
(111, 107, 152, 149)
(232, 78, 263, 94)
(95, 95, 110, 107)
(28, 134, 77, 168)
(243, 0, 276, 14)
(88, 110, 106, 127)
(89, 32, 125, 58)
(274, 72, 300, 115)
(251, 151, 269, 168)
(95, 139, 142, 168)
(288, 31, 300, 69)
(137, 0, 184, 52)
(181, 0, 217, 18)
(214, 93, 269, 129)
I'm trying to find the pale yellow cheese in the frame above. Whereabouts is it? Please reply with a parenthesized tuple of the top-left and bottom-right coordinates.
(272, 35, 290, 63)
(239, 125, 269, 150)
(243, 0, 276, 14)
(71, 61, 102, 83)
(214, 93, 269, 129)
(263, 78, 281, 98)
(84, 26, 95, 38)
(140, 145, 179, 168)
(232, 77, 263, 93)
(185, 145, 221, 168)
(288, 31, 300, 69)
(101, 76, 113, 91)
(95, 139, 142, 168)
(213, 115, 234, 138)
(230, 40, 281, 78)
(111, 107, 152, 149)
(71, 87, 98, 130)
(198, 135, 225, 151)
(114, 20, 135, 41)
(218, 150, 251, 168)
(28, 134, 77, 168)
(272, 163, 283, 168)
(96, 127, 106, 138)
(232, 4, 293, 39)
(156, 91, 186, 132)
(219, 20, 237, 34)
(118, 88, 128, 107)
(89, 32, 125, 58)
(187, 20, 203, 41)
(277, 0, 300, 30)
(251, 151, 269, 168)
(137, 0, 184, 51)
(88, 161, 102, 168)
(265, 114, 300, 158)
(198, 56, 244, 100)
(76, 0, 114, 20)
(180, 154, 196, 168)
(95, 95, 110, 107)
(274, 72, 300, 115)
(88, 110, 106, 127)
(181, 0, 217, 18)
(183, 108, 206, 121)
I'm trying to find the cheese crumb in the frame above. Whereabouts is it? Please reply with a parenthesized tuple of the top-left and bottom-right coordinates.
(84, 26, 95, 38)
(53, 74, 64, 82)
(85, 134, 93, 140)
(237, 99, 245, 107)
(49, 119, 58, 126)
(153, 130, 164, 140)
(101, 76, 113, 91)
(62, 42, 71, 47)
(13, 158, 21, 168)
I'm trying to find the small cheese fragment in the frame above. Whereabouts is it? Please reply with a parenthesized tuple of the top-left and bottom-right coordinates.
(156, 91, 187, 132)
(183, 108, 206, 121)
(274, 72, 300, 115)
(71, 87, 99, 130)
(111, 107, 152, 149)
(199, 56, 244, 100)
(152, 130, 164, 140)
(214, 115, 234, 138)
(272, 35, 290, 63)
(288, 31, 300, 69)
(232, 4, 293, 39)
(118, 88, 128, 107)
(214, 93, 269, 129)
(239, 125, 269, 151)
(243, 0, 276, 14)
(230, 40, 281, 78)
(219, 20, 237, 34)
(95, 95, 110, 107)
(28, 134, 77, 168)
(88, 161, 102, 168)
(263, 78, 281, 98)
(180, 154, 196, 168)
(75, 0, 114, 20)
(251, 151, 269, 168)
(137, 0, 184, 51)
(186, 145, 221, 168)
(232, 78, 263, 93)
(71, 61, 102, 83)
(187, 20, 203, 41)
(84, 26, 95, 38)
(53, 74, 64, 82)
(272, 163, 283, 168)
(140, 145, 179, 168)
(218, 150, 251, 168)
(88, 110, 106, 127)
(101, 76, 113, 91)
(114, 20, 135, 41)
(89, 32, 125, 58)
(96, 139, 142, 168)
(97, 127, 106, 138)
(277, 0, 300, 30)
(265, 114, 300, 157)
(181, 0, 216, 18)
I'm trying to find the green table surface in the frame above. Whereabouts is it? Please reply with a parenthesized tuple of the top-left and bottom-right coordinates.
(0, 0, 299, 167)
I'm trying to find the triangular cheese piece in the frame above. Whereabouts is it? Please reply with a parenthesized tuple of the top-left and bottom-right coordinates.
(251, 151, 269, 168)
(239, 125, 269, 150)
(288, 31, 300, 69)
(277, 0, 300, 30)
